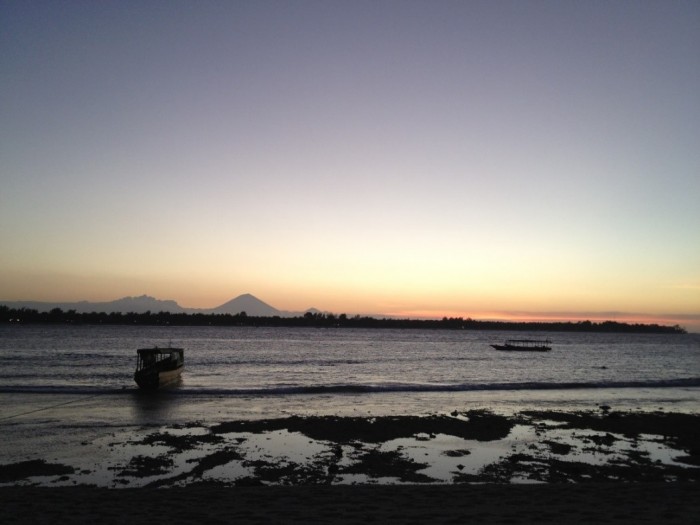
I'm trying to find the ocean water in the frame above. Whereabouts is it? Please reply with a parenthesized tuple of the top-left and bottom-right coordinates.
(1, 325, 699, 473)
(1, 324, 699, 418)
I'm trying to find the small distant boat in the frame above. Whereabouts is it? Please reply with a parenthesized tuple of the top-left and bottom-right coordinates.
(134, 347, 184, 390)
(491, 339, 552, 352)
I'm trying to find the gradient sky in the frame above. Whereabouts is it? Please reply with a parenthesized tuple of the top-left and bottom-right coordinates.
(1, 1, 699, 330)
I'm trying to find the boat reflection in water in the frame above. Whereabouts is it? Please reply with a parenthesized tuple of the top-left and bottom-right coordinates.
(491, 339, 552, 352)
(134, 347, 184, 390)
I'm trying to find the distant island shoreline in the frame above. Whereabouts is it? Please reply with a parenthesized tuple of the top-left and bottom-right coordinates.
(0, 305, 686, 334)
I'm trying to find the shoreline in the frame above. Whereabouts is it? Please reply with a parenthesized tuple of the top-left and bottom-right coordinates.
(1, 311, 688, 333)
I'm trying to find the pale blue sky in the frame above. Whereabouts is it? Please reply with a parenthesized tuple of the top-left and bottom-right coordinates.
(1, 1, 699, 329)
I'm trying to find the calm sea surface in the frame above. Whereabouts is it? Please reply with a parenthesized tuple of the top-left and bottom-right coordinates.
(1, 325, 698, 417)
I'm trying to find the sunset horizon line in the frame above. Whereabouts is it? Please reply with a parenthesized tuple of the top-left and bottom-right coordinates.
(2, 292, 696, 331)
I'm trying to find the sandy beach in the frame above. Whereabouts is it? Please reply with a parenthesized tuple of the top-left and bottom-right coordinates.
(2, 482, 699, 524)
(2, 408, 699, 523)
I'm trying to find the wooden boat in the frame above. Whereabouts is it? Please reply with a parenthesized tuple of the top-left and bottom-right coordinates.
(491, 339, 552, 352)
(134, 347, 184, 390)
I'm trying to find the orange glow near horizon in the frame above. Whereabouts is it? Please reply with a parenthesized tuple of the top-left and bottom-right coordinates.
(2, 266, 697, 328)
(384, 309, 695, 329)
(1, 275, 698, 331)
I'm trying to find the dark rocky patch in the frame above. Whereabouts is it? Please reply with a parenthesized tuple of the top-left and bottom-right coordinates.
(242, 459, 329, 485)
(443, 449, 471, 458)
(519, 411, 700, 453)
(544, 440, 573, 455)
(674, 455, 700, 466)
(114, 455, 173, 478)
(211, 410, 513, 444)
(132, 431, 224, 452)
(144, 448, 244, 488)
(455, 447, 700, 484)
(340, 449, 435, 483)
(0, 460, 74, 483)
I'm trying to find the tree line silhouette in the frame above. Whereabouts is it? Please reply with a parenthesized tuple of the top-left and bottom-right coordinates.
(0, 305, 686, 334)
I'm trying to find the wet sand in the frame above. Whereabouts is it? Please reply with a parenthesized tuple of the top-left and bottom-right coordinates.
(2, 409, 699, 523)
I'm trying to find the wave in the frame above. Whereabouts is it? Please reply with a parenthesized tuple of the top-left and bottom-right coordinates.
(200, 358, 370, 367)
(188, 377, 700, 396)
(1, 377, 699, 396)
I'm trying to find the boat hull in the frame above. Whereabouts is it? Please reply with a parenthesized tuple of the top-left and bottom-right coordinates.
(134, 365, 183, 390)
(491, 344, 551, 352)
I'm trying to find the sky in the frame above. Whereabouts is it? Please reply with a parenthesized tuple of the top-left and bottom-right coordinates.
(1, 1, 699, 330)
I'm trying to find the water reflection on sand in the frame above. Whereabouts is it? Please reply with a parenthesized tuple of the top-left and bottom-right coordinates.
(2, 409, 697, 488)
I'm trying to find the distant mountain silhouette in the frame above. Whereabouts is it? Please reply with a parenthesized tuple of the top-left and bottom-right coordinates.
(208, 293, 282, 316)
(106, 295, 184, 313)
(0, 295, 185, 314)
(304, 307, 323, 315)
(0, 293, 314, 317)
